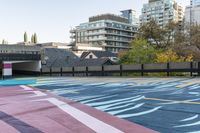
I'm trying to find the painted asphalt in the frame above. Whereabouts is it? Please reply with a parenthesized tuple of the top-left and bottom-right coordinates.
(0, 85, 156, 133)
(28, 77, 200, 133)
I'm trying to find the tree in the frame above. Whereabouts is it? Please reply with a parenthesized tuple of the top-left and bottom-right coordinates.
(31, 34, 34, 43)
(155, 49, 193, 63)
(24, 32, 28, 42)
(119, 38, 158, 64)
(173, 23, 200, 61)
(34, 33, 38, 43)
(2, 39, 8, 44)
(137, 19, 180, 49)
(2, 40, 5, 44)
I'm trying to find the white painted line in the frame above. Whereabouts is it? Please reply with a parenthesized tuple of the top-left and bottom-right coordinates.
(103, 103, 134, 112)
(83, 95, 135, 105)
(180, 115, 198, 122)
(38, 98, 124, 133)
(20, 85, 33, 91)
(174, 120, 200, 128)
(95, 96, 145, 110)
(88, 95, 143, 106)
(188, 131, 200, 133)
(118, 106, 162, 118)
(110, 103, 145, 115)
(80, 95, 117, 104)
(31, 91, 47, 97)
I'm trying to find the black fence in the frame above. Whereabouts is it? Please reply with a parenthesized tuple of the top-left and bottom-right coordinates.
(41, 62, 200, 77)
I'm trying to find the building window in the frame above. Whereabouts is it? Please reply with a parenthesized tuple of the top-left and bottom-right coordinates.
(89, 55, 93, 59)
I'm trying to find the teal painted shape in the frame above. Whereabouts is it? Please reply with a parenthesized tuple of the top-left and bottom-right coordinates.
(0, 79, 36, 86)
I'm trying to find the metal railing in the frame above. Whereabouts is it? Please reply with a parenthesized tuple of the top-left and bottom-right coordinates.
(0, 53, 41, 61)
(41, 62, 200, 77)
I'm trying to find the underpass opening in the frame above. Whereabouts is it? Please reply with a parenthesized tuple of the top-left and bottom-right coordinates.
(12, 61, 41, 78)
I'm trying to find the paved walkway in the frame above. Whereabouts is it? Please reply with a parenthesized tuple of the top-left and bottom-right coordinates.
(0, 85, 157, 133)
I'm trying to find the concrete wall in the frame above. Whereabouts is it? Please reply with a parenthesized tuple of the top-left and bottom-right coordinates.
(88, 66, 102, 71)
(104, 65, 120, 71)
(123, 64, 141, 71)
(169, 62, 191, 69)
(74, 67, 86, 72)
(62, 67, 73, 72)
(144, 63, 167, 70)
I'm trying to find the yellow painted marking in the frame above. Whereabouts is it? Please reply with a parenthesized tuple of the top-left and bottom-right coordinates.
(144, 97, 200, 105)
(176, 80, 200, 88)
(133, 78, 175, 84)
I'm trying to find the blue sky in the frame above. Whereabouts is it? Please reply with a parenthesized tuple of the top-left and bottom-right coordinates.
(0, 0, 189, 44)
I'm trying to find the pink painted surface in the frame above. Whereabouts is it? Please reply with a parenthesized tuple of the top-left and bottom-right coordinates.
(0, 86, 159, 133)
(3, 63, 12, 69)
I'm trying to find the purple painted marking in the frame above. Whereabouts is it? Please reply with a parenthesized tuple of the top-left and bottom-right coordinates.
(3, 64, 12, 69)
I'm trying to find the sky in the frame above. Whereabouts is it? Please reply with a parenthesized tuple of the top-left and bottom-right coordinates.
(0, 0, 189, 44)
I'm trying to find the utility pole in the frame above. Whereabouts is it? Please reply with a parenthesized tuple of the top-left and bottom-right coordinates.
(189, 0, 193, 45)
(190, 0, 193, 26)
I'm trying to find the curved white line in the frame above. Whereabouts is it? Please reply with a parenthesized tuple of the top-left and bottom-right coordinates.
(95, 96, 145, 110)
(174, 120, 200, 128)
(188, 131, 200, 133)
(81, 95, 118, 104)
(103, 103, 134, 111)
(87, 95, 142, 106)
(180, 115, 199, 122)
(110, 103, 145, 115)
(189, 92, 199, 95)
(118, 106, 162, 118)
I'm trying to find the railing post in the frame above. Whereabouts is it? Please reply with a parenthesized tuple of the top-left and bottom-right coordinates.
(61, 67, 63, 77)
(40, 68, 42, 76)
(167, 62, 170, 77)
(190, 62, 193, 77)
(86, 66, 88, 77)
(72, 67, 75, 77)
(141, 64, 144, 76)
(120, 65, 123, 77)
(198, 62, 200, 76)
(102, 66, 104, 76)
(50, 68, 52, 76)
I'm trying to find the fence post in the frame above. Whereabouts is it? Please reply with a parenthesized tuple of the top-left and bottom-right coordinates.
(167, 62, 170, 77)
(86, 66, 88, 77)
(102, 66, 104, 76)
(141, 64, 144, 76)
(198, 62, 200, 76)
(61, 67, 63, 77)
(40, 68, 42, 76)
(120, 65, 123, 77)
(190, 62, 193, 77)
(50, 68, 52, 76)
(72, 67, 75, 77)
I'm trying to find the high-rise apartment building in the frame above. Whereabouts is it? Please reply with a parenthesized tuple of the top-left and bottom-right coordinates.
(193, 0, 200, 6)
(121, 9, 139, 25)
(140, 0, 184, 26)
(70, 13, 138, 53)
(185, 3, 200, 25)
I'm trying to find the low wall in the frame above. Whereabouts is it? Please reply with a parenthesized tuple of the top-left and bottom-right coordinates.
(41, 62, 200, 77)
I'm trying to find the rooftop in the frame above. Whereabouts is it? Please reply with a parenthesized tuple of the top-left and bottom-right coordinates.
(89, 14, 129, 24)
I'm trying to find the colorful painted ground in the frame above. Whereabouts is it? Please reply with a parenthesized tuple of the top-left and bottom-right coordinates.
(0, 80, 156, 133)
(1, 77, 200, 133)
(30, 77, 200, 133)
